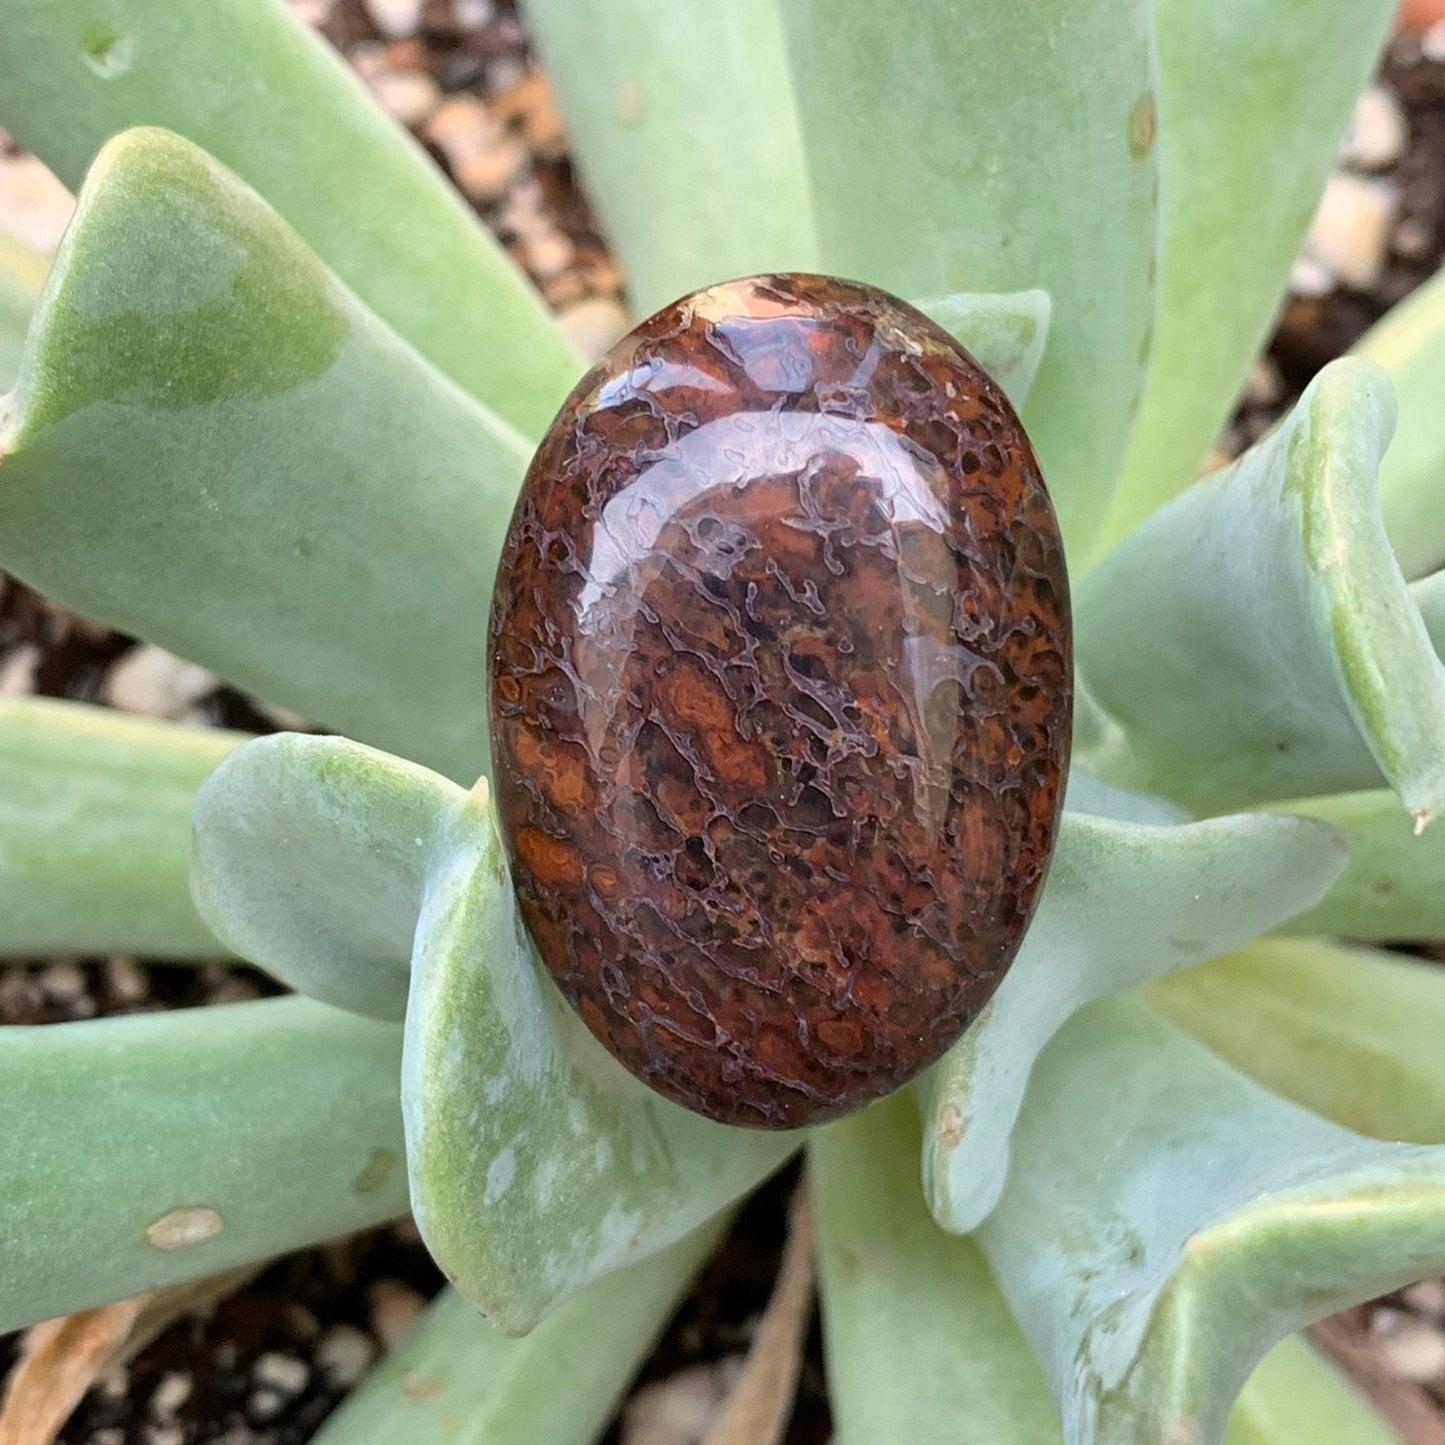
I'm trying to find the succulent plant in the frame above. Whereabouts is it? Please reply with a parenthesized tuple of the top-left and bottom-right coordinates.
(2, 1, 1445, 1442)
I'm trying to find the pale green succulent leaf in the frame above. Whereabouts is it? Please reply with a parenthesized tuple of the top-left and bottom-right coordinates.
(812, 1090, 1062, 1445)
(922, 809, 1345, 1232)
(1098, 0, 1395, 552)
(521, 0, 818, 316)
(815, 1076, 1384, 1445)
(313, 1219, 727, 1445)
(1411, 561, 1445, 657)
(0, 696, 238, 958)
(1147, 937, 1445, 1145)
(1062, 766, 1190, 826)
(781, 0, 1157, 560)
(977, 995, 1445, 1445)
(911, 290, 1051, 410)
(1227, 1336, 1397, 1445)
(191, 734, 463, 1019)
(1263, 787, 1445, 940)
(403, 798, 798, 1333)
(0, 996, 406, 1334)
(1358, 266, 1445, 578)
(0, 127, 530, 784)
(0, 0, 579, 433)
(0, 232, 46, 391)
(1078, 357, 1445, 823)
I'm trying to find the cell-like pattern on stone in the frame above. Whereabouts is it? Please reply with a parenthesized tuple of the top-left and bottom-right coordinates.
(489, 273, 1071, 1129)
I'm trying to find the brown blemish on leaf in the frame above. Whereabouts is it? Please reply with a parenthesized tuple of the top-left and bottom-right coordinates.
(1129, 92, 1158, 161)
(937, 1102, 969, 1150)
(144, 1205, 223, 1250)
(352, 1146, 397, 1196)
(402, 1372, 444, 1402)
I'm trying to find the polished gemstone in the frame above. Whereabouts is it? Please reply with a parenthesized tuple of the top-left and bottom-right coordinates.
(488, 273, 1071, 1129)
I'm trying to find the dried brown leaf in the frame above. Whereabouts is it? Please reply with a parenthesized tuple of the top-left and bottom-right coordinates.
(702, 1184, 815, 1445)
(0, 1265, 259, 1445)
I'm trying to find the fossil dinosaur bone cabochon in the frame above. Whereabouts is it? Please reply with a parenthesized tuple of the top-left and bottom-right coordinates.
(488, 273, 1072, 1129)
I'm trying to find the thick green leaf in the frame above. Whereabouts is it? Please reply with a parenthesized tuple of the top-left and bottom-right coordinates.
(1358, 266, 1445, 579)
(911, 290, 1051, 410)
(192, 734, 460, 1018)
(0, 696, 238, 958)
(403, 786, 798, 1332)
(1078, 358, 1445, 823)
(814, 1093, 1390, 1445)
(1062, 765, 1190, 826)
(1264, 788, 1445, 940)
(1148, 937, 1445, 1145)
(1414, 565, 1445, 654)
(521, 0, 817, 315)
(781, 0, 1157, 559)
(0, 128, 531, 783)
(0, 0, 578, 433)
(922, 808, 1345, 1232)
(0, 996, 406, 1333)
(976, 996, 1445, 1445)
(812, 1091, 1062, 1445)
(1098, 0, 1395, 552)
(313, 1221, 726, 1445)
(190, 732, 797, 1333)
(1226, 1336, 1397, 1445)
(0, 232, 46, 391)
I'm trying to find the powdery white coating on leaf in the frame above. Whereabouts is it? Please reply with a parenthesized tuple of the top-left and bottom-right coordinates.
(401, 789, 796, 1333)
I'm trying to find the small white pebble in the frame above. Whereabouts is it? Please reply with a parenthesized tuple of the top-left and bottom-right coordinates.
(92, 1429, 125, 1445)
(557, 297, 630, 361)
(426, 97, 522, 203)
(1243, 358, 1284, 408)
(1290, 254, 1335, 298)
(0, 154, 75, 250)
(146, 1428, 183, 1445)
(486, 55, 527, 94)
(1404, 1278, 1445, 1320)
(289, 0, 334, 25)
(452, 0, 493, 25)
(316, 1324, 378, 1388)
(1377, 1317, 1445, 1383)
(96, 1366, 128, 1400)
(347, 41, 390, 84)
(1304, 173, 1398, 290)
(248, 1387, 286, 1423)
(38, 959, 85, 1003)
(621, 1361, 738, 1445)
(362, 0, 422, 38)
(1394, 216, 1434, 261)
(107, 644, 218, 719)
(254, 1351, 310, 1395)
(526, 230, 575, 282)
(1423, 20, 1445, 62)
(0, 644, 40, 696)
(369, 1280, 427, 1349)
(369, 69, 440, 128)
(150, 1372, 193, 1420)
(106, 955, 148, 1004)
(1340, 86, 1407, 170)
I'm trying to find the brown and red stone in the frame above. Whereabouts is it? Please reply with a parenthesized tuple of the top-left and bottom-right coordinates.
(488, 273, 1071, 1129)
